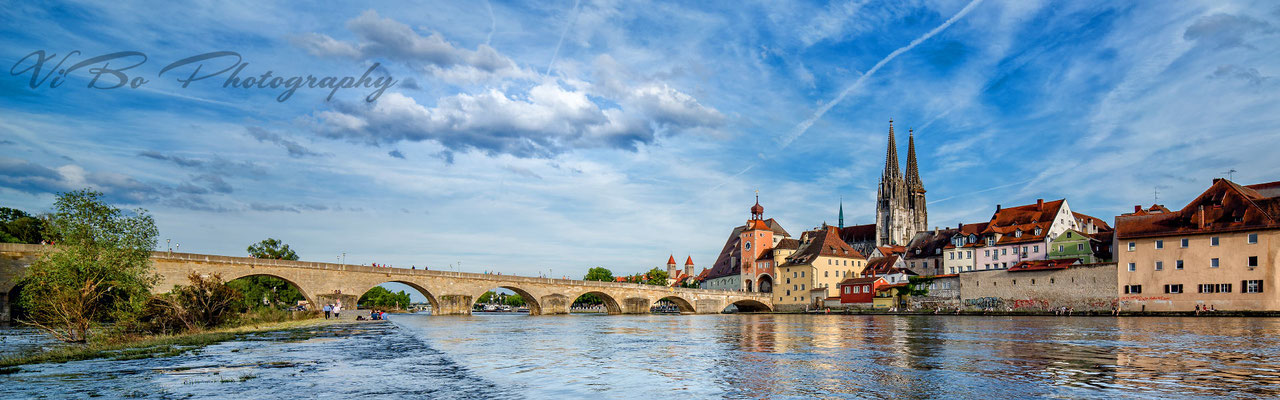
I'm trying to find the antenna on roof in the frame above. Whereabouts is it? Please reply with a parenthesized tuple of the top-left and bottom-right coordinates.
(1154, 187, 1159, 204)
(1222, 169, 1237, 181)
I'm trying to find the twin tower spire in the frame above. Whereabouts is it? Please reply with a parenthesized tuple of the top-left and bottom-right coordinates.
(883, 119, 924, 191)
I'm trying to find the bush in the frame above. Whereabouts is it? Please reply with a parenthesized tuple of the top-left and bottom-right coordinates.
(136, 273, 243, 334)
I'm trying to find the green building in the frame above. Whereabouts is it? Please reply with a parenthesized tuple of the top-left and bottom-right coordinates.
(1045, 229, 1102, 263)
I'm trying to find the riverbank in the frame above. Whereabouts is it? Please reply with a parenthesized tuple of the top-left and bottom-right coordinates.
(0, 315, 382, 369)
(766, 309, 1280, 317)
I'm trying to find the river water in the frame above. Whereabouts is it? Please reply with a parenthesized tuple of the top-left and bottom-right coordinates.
(2, 314, 1279, 399)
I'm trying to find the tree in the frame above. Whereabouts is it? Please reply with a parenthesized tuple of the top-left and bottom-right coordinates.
(583, 267, 614, 282)
(143, 273, 243, 333)
(247, 238, 298, 260)
(504, 294, 525, 307)
(478, 291, 497, 304)
(0, 206, 45, 244)
(18, 190, 158, 342)
(643, 267, 669, 286)
(358, 286, 411, 309)
(226, 276, 305, 311)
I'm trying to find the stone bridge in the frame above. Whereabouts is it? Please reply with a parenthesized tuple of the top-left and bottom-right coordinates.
(0, 243, 771, 321)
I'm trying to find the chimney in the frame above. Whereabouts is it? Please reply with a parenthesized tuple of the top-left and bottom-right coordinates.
(1135, 205, 1142, 213)
(1197, 205, 1206, 229)
(1037, 199, 1044, 211)
(996, 204, 1002, 212)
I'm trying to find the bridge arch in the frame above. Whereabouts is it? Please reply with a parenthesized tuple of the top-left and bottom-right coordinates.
(574, 291, 622, 314)
(223, 273, 317, 310)
(727, 299, 773, 313)
(757, 274, 774, 293)
(653, 296, 695, 313)
(354, 281, 439, 314)
(472, 286, 542, 315)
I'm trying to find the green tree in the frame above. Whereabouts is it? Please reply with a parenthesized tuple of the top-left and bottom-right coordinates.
(504, 294, 525, 307)
(478, 291, 497, 304)
(643, 267, 669, 286)
(358, 286, 411, 309)
(18, 190, 158, 342)
(226, 276, 305, 310)
(247, 238, 298, 260)
(583, 267, 614, 282)
(0, 206, 45, 244)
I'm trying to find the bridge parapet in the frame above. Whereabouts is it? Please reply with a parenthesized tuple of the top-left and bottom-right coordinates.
(0, 243, 771, 319)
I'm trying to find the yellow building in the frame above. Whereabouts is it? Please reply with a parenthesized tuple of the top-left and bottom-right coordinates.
(775, 225, 868, 310)
(1116, 179, 1280, 311)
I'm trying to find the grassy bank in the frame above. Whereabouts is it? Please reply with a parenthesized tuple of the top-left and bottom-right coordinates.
(0, 313, 360, 369)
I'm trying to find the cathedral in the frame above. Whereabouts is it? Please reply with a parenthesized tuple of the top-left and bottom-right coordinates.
(875, 120, 927, 246)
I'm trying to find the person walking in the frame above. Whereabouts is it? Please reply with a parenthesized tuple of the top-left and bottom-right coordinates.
(333, 303, 342, 319)
(323, 304, 332, 319)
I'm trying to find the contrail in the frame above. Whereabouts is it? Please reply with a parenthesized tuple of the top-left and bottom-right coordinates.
(483, 0, 496, 46)
(776, 0, 986, 149)
(928, 178, 1032, 205)
(545, 0, 581, 77)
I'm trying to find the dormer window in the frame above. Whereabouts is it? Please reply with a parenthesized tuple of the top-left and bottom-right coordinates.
(1015, 229, 1022, 238)
(1034, 228, 1042, 236)
(935, 249, 941, 255)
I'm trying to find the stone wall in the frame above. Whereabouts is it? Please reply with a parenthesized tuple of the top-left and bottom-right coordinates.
(909, 275, 961, 309)
(959, 263, 1117, 312)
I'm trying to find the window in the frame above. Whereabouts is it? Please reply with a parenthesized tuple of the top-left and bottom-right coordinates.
(1176, 260, 1184, 270)
(1022, 246, 1028, 254)
(844, 286, 851, 294)
(1181, 238, 1189, 248)
(1127, 262, 1136, 271)
(1058, 245, 1064, 252)
(1128, 242, 1136, 251)
(1155, 240, 1163, 249)
(801, 271, 805, 277)
(1249, 256, 1259, 268)
(786, 278, 791, 284)
(1245, 280, 1264, 293)
(744, 242, 751, 250)
(1077, 243, 1085, 251)
(1155, 261, 1163, 271)
(967, 251, 972, 259)
(1164, 284, 1183, 294)
(1249, 233, 1258, 244)
(824, 271, 829, 277)
(1199, 283, 1232, 293)
(786, 290, 791, 296)
(1211, 237, 1220, 246)
(950, 267, 956, 274)
(1124, 285, 1142, 294)
(1211, 258, 1219, 268)
(1002, 249, 1008, 255)
(800, 284, 805, 290)
(1034, 245, 1040, 253)
(863, 285, 870, 292)
(985, 250, 991, 257)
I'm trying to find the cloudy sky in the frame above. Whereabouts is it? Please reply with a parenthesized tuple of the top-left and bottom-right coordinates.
(3, 0, 1279, 286)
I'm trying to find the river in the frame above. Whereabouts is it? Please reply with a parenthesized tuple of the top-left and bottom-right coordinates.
(2, 314, 1279, 399)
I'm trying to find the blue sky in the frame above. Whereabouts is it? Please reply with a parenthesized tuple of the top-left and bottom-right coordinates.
(3, 0, 1279, 296)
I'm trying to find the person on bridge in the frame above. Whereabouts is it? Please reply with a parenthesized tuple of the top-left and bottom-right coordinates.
(333, 303, 342, 318)
(323, 304, 332, 319)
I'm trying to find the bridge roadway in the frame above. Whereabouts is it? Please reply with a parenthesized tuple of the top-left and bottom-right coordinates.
(0, 243, 771, 320)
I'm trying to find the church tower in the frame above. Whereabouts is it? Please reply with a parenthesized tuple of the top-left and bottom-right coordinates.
(875, 120, 927, 246)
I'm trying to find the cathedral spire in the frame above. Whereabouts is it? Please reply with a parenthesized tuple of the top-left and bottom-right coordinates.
(905, 128, 923, 190)
(883, 119, 901, 180)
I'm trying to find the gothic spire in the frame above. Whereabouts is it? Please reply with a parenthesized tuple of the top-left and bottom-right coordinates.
(838, 197, 844, 229)
(883, 119, 901, 180)
(905, 128, 923, 190)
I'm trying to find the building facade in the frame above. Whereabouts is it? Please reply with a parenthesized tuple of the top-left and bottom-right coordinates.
(1115, 179, 1280, 311)
(774, 226, 867, 310)
(701, 196, 791, 292)
(875, 120, 927, 247)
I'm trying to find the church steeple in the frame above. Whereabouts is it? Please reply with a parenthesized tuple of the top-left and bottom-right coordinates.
(905, 128, 923, 191)
(838, 197, 844, 228)
(883, 119, 901, 180)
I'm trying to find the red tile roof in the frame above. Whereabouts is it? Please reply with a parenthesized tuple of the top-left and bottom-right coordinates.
(838, 223, 876, 243)
(839, 276, 885, 286)
(684, 256, 694, 266)
(986, 199, 1065, 231)
(1008, 258, 1079, 272)
(667, 254, 676, 265)
(1116, 179, 1280, 239)
(784, 226, 865, 266)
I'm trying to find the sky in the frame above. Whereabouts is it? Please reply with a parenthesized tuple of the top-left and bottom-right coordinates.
(3, 0, 1280, 300)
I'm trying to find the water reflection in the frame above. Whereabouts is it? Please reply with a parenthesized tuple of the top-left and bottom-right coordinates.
(2, 314, 1279, 398)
